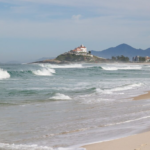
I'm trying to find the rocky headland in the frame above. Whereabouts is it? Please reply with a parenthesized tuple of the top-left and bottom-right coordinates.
(32, 53, 108, 64)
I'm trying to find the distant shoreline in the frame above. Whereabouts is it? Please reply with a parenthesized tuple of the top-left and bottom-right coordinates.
(31, 60, 150, 65)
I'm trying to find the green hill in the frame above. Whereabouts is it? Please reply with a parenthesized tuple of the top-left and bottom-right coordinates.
(55, 53, 107, 63)
(32, 53, 108, 64)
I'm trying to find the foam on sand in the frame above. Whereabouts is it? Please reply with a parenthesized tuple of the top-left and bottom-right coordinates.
(49, 93, 71, 100)
(0, 68, 10, 80)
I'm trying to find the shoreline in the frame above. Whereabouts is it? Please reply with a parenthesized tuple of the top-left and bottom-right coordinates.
(82, 91, 150, 150)
(133, 91, 150, 100)
(82, 131, 150, 150)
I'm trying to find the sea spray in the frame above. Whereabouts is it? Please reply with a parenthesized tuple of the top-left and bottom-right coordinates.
(0, 68, 10, 80)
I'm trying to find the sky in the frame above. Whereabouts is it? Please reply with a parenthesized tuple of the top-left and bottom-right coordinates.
(0, 0, 150, 62)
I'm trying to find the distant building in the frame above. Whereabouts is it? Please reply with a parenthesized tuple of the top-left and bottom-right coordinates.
(64, 44, 93, 57)
(71, 44, 87, 53)
(145, 56, 150, 62)
(132, 56, 139, 62)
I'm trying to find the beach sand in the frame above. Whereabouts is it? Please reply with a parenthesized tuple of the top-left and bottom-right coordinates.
(83, 131, 150, 150)
(133, 91, 150, 100)
(82, 92, 150, 150)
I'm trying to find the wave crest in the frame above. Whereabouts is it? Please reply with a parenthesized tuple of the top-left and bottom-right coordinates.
(49, 93, 71, 100)
(32, 68, 55, 76)
(39, 64, 83, 69)
(0, 68, 10, 80)
(96, 83, 143, 94)
(102, 65, 142, 71)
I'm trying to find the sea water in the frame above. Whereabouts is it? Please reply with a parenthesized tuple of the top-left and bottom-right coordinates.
(1, 63, 150, 150)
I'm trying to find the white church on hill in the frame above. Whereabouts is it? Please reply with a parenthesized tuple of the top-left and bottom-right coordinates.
(71, 44, 87, 53)
(66, 44, 93, 57)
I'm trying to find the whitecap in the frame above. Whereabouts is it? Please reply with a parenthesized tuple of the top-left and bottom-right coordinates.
(49, 93, 71, 100)
(39, 64, 83, 69)
(102, 67, 118, 70)
(32, 68, 55, 76)
(0, 68, 10, 80)
(102, 65, 142, 71)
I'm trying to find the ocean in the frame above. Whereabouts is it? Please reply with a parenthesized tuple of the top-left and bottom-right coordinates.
(1, 63, 150, 150)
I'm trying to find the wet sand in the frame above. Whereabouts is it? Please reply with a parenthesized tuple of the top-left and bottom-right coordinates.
(83, 131, 150, 150)
(133, 91, 150, 100)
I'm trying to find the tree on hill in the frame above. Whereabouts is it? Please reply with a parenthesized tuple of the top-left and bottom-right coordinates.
(139, 56, 145, 62)
(111, 55, 129, 62)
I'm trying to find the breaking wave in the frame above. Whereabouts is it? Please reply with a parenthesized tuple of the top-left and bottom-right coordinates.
(39, 64, 83, 69)
(0, 68, 10, 80)
(49, 93, 71, 100)
(0, 143, 85, 150)
(32, 68, 55, 76)
(102, 65, 142, 71)
(96, 83, 143, 94)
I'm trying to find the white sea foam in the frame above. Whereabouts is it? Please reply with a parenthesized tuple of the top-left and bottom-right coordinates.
(83, 98, 114, 104)
(110, 83, 143, 92)
(0, 143, 85, 150)
(102, 67, 118, 70)
(32, 68, 55, 76)
(96, 83, 143, 94)
(0, 68, 10, 80)
(102, 65, 142, 70)
(0, 143, 52, 150)
(105, 115, 150, 127)
(39, 64, 83, 69)
(49, 93, 71, 100)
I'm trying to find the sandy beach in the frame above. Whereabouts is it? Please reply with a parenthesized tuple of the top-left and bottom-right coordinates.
(83, 92, 150, 150)
(83, 131, 150, 150)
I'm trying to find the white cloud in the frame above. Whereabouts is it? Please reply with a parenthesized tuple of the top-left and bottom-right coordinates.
(0, 0, 150, 49)
(0, 16, 150, 40)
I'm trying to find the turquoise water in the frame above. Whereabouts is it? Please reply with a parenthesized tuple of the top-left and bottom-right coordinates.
(1, 63, 150, 150)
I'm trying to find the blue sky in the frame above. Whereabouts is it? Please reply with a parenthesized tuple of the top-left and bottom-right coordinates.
(0, 0, 150, 62)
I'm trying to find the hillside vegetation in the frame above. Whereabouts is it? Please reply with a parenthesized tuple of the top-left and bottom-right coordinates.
(56, 53, 107, 63)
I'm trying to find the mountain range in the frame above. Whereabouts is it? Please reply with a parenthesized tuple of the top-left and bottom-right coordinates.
(91, 44, 150, 60)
